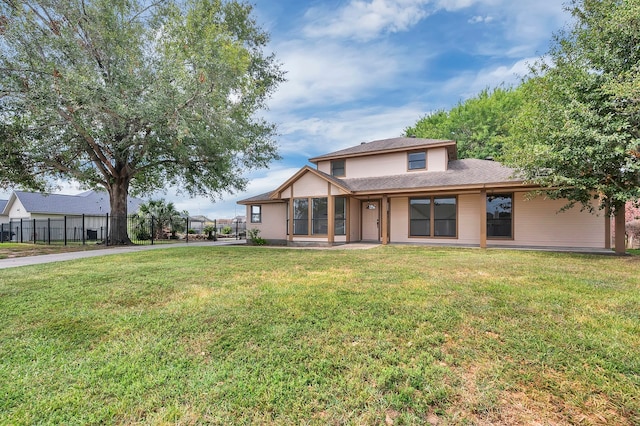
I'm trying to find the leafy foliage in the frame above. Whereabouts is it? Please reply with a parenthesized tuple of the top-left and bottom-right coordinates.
(503, 0, 640, 215)
(0, 0, 283, 243)
(132, 199, 185, 240)
(405, 86, 524, 159)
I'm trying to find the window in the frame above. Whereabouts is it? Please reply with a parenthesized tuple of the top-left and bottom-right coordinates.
(312, 198, 328, 235)
(434, 197, 456, 237)
(250, 205, 262, 223)
(408, 151, 426, 170)
(291, 197, 344, 236)
(410, 198, 431, 236)
(335, 197, 346, 235)
(487, 194, 512, 238)
(409, 196, 457, 237)
(331, 159, 345, 177)
(293, 198, 309, 235)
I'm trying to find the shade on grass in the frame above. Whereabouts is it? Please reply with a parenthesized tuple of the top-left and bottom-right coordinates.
(0, 246, 638, 424)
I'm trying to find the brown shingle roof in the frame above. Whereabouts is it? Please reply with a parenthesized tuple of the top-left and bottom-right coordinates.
(238, 159, 526, 203)
(309, 137, 457, 162)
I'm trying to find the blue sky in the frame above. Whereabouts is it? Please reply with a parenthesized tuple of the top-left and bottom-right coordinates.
(1, 0, 571, 219)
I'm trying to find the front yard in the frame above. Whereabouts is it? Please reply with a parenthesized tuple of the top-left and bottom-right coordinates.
(0, 246, 638, 424)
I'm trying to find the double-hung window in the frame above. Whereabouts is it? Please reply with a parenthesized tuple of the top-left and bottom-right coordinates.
(331, 160, 345, 177)
(408, 151, 426, 170)
(487, 194, 513, 238)
(250, 205, 262, 223)
(409, 196, 457, 237)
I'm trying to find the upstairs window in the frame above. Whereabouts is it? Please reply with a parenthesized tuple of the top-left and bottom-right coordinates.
(331, 159, 346, 177)
(408, 151, 426, 170)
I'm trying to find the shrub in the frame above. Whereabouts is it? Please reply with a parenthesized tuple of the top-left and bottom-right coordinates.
(247, 228, 266, 245)
(221, 226, 232, 235)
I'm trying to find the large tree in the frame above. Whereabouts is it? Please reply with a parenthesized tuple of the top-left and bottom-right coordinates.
(504, 0, 640, 255)
(404, 86, 524, 159)
(0, 0, 283, 244)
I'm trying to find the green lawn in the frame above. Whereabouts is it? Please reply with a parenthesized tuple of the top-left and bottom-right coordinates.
(0, 246, 638, 425)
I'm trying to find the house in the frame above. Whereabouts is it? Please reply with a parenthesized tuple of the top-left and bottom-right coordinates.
(1, 190, 144, 242)
(238, 137, 609, 249)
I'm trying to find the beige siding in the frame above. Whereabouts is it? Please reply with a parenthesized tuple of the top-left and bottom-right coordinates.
(495, 192, 605, 248)
(388, 192, 605, 248)
(346, 152, 407, 178)
(245, 203, 287, 241)
(317, 161, 330, 174)
(292, 173, 330, 197)
(389, 194, 479, 244)
(426, 147, 448, 171)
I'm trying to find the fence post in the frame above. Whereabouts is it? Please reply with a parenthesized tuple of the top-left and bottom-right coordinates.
(105, 213, 109, 246)
(82, 214, 86, 245)
(64, 216, 67, 246)
(185, 217, 189, 243)
(47, 218, 51, 245)
(151, 216, 155, 246)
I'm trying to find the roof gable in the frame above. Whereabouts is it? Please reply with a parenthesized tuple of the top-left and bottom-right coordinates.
(269, 166, 352, 200)
(309, 137, 457, 163)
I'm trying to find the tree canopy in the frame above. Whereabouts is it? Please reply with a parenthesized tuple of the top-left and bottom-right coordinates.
(0, 0, 284, 244)
(404, 86, 524, 160)
(503, 0, 640, 254)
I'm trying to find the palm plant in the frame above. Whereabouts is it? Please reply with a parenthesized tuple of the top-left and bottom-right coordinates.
(133, 199, 186, 240)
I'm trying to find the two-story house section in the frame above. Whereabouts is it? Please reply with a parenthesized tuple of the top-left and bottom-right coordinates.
(238, 137, 609, 249)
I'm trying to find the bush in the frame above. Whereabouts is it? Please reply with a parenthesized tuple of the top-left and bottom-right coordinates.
(221, 226, 232, 235)
(247, 228, 266, 245)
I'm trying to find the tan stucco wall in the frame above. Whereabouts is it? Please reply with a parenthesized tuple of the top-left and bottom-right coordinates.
(292, 173, 330, 197)
(245, 203, 287, 241)
(388, 192, 605, 248)
(426, 148, 448, 172)
(316, 147, 450, 178)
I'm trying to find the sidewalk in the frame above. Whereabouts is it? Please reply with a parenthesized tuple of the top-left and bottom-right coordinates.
(0, 240, 246, 270)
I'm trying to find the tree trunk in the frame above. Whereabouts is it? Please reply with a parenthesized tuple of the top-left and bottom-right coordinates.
(108, 179, 132, 245)
(614, 207, 626, 255)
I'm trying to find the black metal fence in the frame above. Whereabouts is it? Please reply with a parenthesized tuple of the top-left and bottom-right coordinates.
(0, 214, 246, 246)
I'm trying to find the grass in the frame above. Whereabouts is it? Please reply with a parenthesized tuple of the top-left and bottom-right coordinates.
(0, 242, 108, 259)
(0, 245, 638, 425)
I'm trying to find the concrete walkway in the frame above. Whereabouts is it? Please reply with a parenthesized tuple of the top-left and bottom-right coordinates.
(0, 240, 615, 270)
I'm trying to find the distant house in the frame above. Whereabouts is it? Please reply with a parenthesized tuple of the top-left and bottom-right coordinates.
(1, 190, 144, 242)
(189, 215, 214, 234)
(238, 137, 609, 249)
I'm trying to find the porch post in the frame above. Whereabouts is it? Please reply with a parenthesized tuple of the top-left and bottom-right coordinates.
(381, 195, 389, 245)
(288, 188, 294, 242)
(614, 207, 626, 255)
(604, 206, 611, 249)
(480, 189, 487, 249)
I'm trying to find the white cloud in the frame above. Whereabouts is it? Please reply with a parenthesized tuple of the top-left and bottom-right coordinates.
(439, 57, 535, 100)
(303, 0, 431, 41)
(268, 40, 414, 110)
(468, 15, 494, 24)
(274, 103, 429, 157)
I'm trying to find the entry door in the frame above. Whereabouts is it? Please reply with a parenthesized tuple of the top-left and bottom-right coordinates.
(362, 201, 380, 241)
